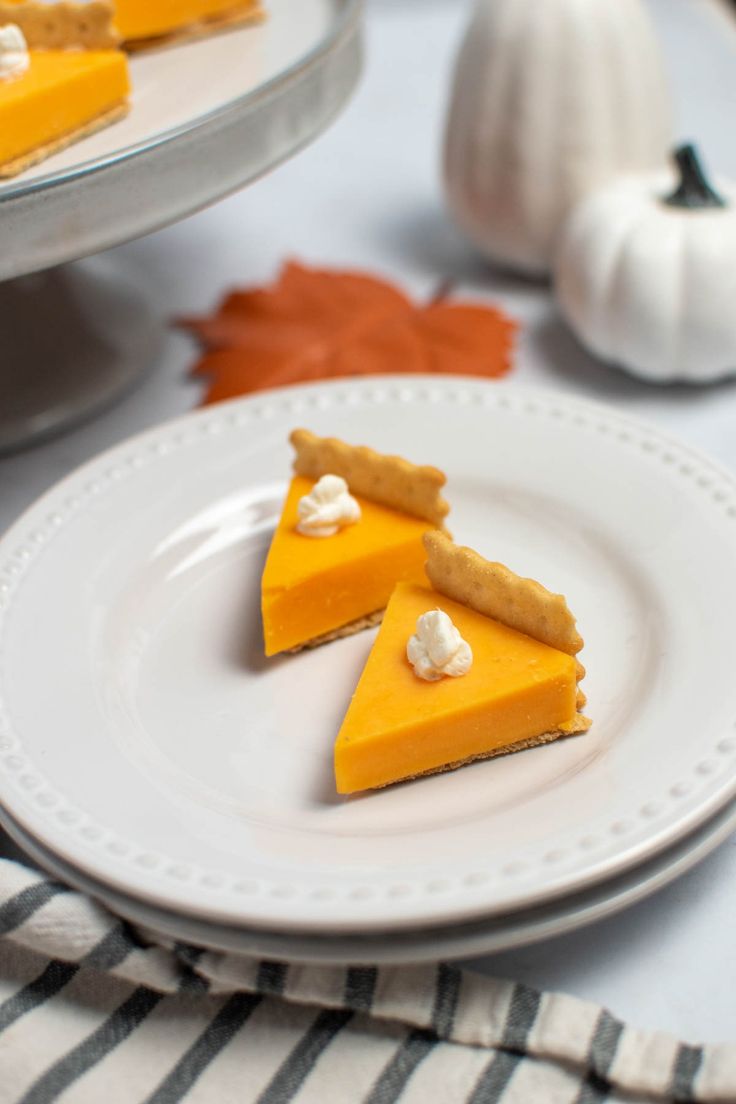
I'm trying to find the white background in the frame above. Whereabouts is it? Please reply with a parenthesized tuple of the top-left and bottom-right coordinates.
(2, 0, 736, 1044)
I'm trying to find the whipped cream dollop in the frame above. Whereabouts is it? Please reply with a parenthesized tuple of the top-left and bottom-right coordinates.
(296, 474, 361, 538)
(0, 25, 29, 82)
(407, 609, 473, 682)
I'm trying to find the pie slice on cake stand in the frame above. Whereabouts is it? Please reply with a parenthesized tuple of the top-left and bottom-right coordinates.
(0, 4, 129, 178)
(0, 0, 264, 51)
(0, 0, 361, 452)
(113, 0, 265, 50)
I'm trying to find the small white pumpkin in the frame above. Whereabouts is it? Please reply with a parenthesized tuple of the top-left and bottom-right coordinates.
(555, 145, 736, 384)
(443, 0, 673, 276)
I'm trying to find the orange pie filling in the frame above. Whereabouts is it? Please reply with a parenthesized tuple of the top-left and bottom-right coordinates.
(115, 0, 263, 41)
(0, 0, 261, 178)
(262, 477, 434, 656)
(335, 583, 578, 793)
(0, 49, 129, 171)
(261, 431, 451, 657)
(334, 533, 590, 794)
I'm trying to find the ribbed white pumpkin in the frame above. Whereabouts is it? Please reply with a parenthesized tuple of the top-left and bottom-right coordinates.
(443, 0, 673, 276)
(555, 146, 736, 384)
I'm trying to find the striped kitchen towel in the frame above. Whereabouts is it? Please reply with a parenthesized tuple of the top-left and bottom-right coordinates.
(1, 858, 735, 1104)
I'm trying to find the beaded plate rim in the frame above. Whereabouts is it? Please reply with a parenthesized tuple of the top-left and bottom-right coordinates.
(1, 376, 735, 932)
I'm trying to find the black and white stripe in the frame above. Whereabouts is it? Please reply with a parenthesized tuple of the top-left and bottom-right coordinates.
(0, 960, 78, 1034)
(499, 983, 541, 1053)
(344, 966, 378, 1013)
(586, 1009, 624, 1084)
(670, 1043, 704, 1102)
(257, 1007, 355, 1103)
(363, 963, 463, 1103)
(144, 992, 263, 1104)
(19, 987, 163, 1104)
(467, 1051, 524, 1104)
(256, 960, 289, 996)
(0, 881, 70, 936)
(1, 860, 733, 1104)
(0, 919, 141, 1038)
(567, 1007, 626, 1104)
(251, 963, 379, 1102)
(465, 982, 542, 1103)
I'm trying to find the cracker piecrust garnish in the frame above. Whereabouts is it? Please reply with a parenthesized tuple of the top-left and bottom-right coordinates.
(423, 531, 590, 740)
(424, 531, 584, 655)
(290, 429, 450, 530)
(0, 1, 120, 48)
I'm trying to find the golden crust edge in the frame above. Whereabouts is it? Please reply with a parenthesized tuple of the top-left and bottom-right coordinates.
(285, 610, 384, 654)
(290, 428, 450, 529)
(340, 715, 592, 793)
(0, 2, 120, 48)
(424, 531, 584, 657)
(124, 2, 265, 50)
(0, 101, 129, 179)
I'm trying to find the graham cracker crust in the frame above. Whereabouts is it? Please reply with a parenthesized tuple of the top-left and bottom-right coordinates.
(0, 102, 129, 179)
(287, 610, 384, 653)
(125, 3, 265, 52)
(369, 714, 593, 790)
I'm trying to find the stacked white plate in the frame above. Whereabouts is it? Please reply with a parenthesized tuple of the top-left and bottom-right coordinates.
(2, 378, 736, 963)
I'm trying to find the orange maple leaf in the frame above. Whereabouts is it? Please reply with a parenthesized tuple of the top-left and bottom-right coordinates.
(179, 261, 518, 405)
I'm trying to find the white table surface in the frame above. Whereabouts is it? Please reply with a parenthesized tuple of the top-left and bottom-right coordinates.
(2, 0, 736, 1046)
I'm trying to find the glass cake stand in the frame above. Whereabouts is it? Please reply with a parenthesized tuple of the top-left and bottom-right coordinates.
(0, 0, 362, 452)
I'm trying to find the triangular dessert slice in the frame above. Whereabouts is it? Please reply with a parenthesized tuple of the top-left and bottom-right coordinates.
(0, 3, 129, 179)
(261, 430, 450, 656)
(0, 0, 264, 50)
(335, 532, 590, 794)
(113, 0, 264, 50)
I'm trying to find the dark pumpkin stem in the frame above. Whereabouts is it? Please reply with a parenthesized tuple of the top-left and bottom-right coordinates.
(664, 144, 726, 210)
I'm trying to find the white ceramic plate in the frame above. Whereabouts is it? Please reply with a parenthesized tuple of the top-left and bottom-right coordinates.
(3, 797, 734, 964)
(2, 378, 736, 934)
(0, 0, 361, 280)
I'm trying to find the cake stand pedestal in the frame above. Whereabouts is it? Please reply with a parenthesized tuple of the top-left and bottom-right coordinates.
(0, 259, 162, 454)
(0, 0, 361, 452)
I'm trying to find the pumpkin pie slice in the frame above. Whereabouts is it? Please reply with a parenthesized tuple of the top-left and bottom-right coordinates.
(261, 430, 450, 657)
(0, 8, 129, 178)
(335, 532, 590, 794)
(0, 0, 264, 50)
(113, 0, 264, 49)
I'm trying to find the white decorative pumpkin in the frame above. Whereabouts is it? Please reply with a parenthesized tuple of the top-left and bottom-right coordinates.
(443, 0, 673, 276)
(555, 146, 736, 384)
